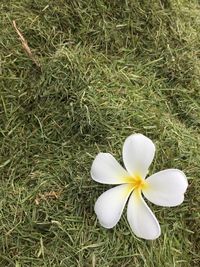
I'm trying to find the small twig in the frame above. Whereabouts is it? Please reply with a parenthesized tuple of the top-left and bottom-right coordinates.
(35, 191, 62, 205)
(13, 20, 41, 68)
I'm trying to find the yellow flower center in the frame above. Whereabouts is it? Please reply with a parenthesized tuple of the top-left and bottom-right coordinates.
(124, 174, 148, 190)
(132, 175, 146, 189)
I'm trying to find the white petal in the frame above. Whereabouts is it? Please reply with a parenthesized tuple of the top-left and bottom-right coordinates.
(143, 169, 188, 207)
(91, 153, 131, 184)
(95, 184, 133, 228)
(123, 134, 155, 178)
(127, 190, 161, 240)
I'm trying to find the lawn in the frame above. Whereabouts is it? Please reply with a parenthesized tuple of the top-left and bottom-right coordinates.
(0, 0, 200, 266)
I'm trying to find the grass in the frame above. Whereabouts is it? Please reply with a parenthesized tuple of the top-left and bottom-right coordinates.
(0, 0, 200, 266)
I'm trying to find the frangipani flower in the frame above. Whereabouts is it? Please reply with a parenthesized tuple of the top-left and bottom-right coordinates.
(91, 134, 188, 240)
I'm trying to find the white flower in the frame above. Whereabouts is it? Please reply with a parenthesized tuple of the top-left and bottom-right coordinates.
(91, 134, 188, 240)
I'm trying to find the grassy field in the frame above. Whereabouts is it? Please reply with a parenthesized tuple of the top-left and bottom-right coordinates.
(0, 0, 200, 266)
